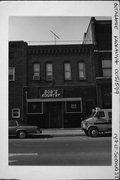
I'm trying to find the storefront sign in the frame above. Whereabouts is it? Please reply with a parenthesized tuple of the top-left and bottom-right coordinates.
(40, 89, 63, 98)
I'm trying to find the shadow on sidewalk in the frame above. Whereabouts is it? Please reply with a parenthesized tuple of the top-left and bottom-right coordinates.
(9, 135, 54, 139)
(30, 134, 54, 139)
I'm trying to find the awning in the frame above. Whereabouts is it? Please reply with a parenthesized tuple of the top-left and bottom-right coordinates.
(27, 97, 82, 102)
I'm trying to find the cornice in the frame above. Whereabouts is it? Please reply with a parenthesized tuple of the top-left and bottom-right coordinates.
(27, 45, 91, 56)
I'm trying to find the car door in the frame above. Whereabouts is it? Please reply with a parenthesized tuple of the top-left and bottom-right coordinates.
(95, 111, 108, 131)
(9, 121, 17, 135)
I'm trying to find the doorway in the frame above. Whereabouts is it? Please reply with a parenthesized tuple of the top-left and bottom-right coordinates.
(45, 102, 63, 128)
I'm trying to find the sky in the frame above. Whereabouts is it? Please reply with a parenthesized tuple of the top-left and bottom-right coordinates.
(9, 16, 111, 45)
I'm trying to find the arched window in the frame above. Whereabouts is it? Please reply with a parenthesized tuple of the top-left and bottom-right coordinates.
(46, 63, 53, 81)
(33, 63, 40, 80)
(78, 62, 86, 80)
(64, 62, 71, 80)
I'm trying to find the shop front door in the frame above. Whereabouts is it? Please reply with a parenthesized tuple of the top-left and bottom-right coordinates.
(46, 102, 62, 128)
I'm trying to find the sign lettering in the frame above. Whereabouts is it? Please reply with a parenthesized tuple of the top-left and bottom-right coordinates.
(40, 89, 63, 98)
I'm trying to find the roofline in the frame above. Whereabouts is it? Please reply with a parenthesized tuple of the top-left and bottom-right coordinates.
(27, 43, 94, 48)
(9, 41, 94, 48)
(85, 17, 112, 33)
(95, 20, 112, 24)
(83, 17, 112, 44)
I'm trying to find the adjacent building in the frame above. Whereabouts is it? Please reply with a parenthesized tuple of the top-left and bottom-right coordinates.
(9, 17, 112, 128)
(83, 17, 112, 109)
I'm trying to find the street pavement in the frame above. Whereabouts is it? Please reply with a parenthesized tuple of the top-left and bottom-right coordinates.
(9, 129, 112, 166)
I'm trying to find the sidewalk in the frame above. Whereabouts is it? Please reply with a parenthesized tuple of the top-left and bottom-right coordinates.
(41, 128, 85, 137)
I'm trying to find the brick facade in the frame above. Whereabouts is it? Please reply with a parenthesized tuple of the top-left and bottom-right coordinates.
(9, 17, 112, 128)
(9, 41, 27, 121)
(9, 43, 97, 128)
(83, 17, 112, 109)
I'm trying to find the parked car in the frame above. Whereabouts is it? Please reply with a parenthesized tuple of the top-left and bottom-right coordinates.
(81, 107, 112, 137)
(9, 120, 42, 138)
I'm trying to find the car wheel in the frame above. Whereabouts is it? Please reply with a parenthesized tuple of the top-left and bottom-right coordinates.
(17, 131, 27, 139)
(88, 127, 99, 137)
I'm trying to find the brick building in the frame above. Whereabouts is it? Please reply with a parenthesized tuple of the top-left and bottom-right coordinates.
(9, 42, 96, 128)
(9, 41, 27, 124)
(9, 17, 112, 128)
(83, 17, 112, 109)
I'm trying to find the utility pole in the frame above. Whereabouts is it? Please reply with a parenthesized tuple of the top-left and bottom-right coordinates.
(50, 30, 60, 45)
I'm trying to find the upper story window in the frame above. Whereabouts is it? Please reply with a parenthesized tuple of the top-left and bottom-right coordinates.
(102, 60, 112, 77)
(64, 62, 71, 80)
(46, 63, 53, 81)
(9, 67, 15, 81)
(33, 63, 40, 80)
(78, 62, 86, 79)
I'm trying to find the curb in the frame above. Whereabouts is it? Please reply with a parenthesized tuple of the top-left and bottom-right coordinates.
(42, 134, 85, 137)
(41, 129, 85, 137)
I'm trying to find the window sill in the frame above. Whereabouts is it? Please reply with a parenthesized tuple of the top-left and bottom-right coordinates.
(78, 78, 87, 81)
(96, 77, 112, 79)
(9, 80, 15, 82)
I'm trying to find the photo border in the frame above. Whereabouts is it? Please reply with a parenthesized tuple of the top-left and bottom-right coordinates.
(0, 1, 119, 180)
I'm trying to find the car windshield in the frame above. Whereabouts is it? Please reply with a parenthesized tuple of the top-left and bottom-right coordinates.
(94, 111, 105, 118)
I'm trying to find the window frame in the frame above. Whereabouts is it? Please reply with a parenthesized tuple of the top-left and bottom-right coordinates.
(102, 60, 112, 77)
(33, 63, 40, 80)
(65, 100, 82, 113)
(27, 102, 43, 114)
(46, 63, 53, 81)
(78, 62, 86, 80)
(64, 62, 72, 81)
(12, 108, 20, 118)
(9, 67, 15, 81)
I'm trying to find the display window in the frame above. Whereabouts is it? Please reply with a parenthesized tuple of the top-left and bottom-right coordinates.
(65, 101, 82, 113)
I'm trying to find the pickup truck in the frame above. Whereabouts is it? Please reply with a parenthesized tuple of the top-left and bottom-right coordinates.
(9, 120, 42, 138)
(81, 107, 112, 137)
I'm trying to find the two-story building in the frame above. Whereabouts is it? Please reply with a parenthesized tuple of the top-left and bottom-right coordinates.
(9, 17, 112, 128)
(9, 42, 96, 128)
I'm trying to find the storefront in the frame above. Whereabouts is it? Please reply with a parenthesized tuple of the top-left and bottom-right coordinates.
(26, 88, 82, 128)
